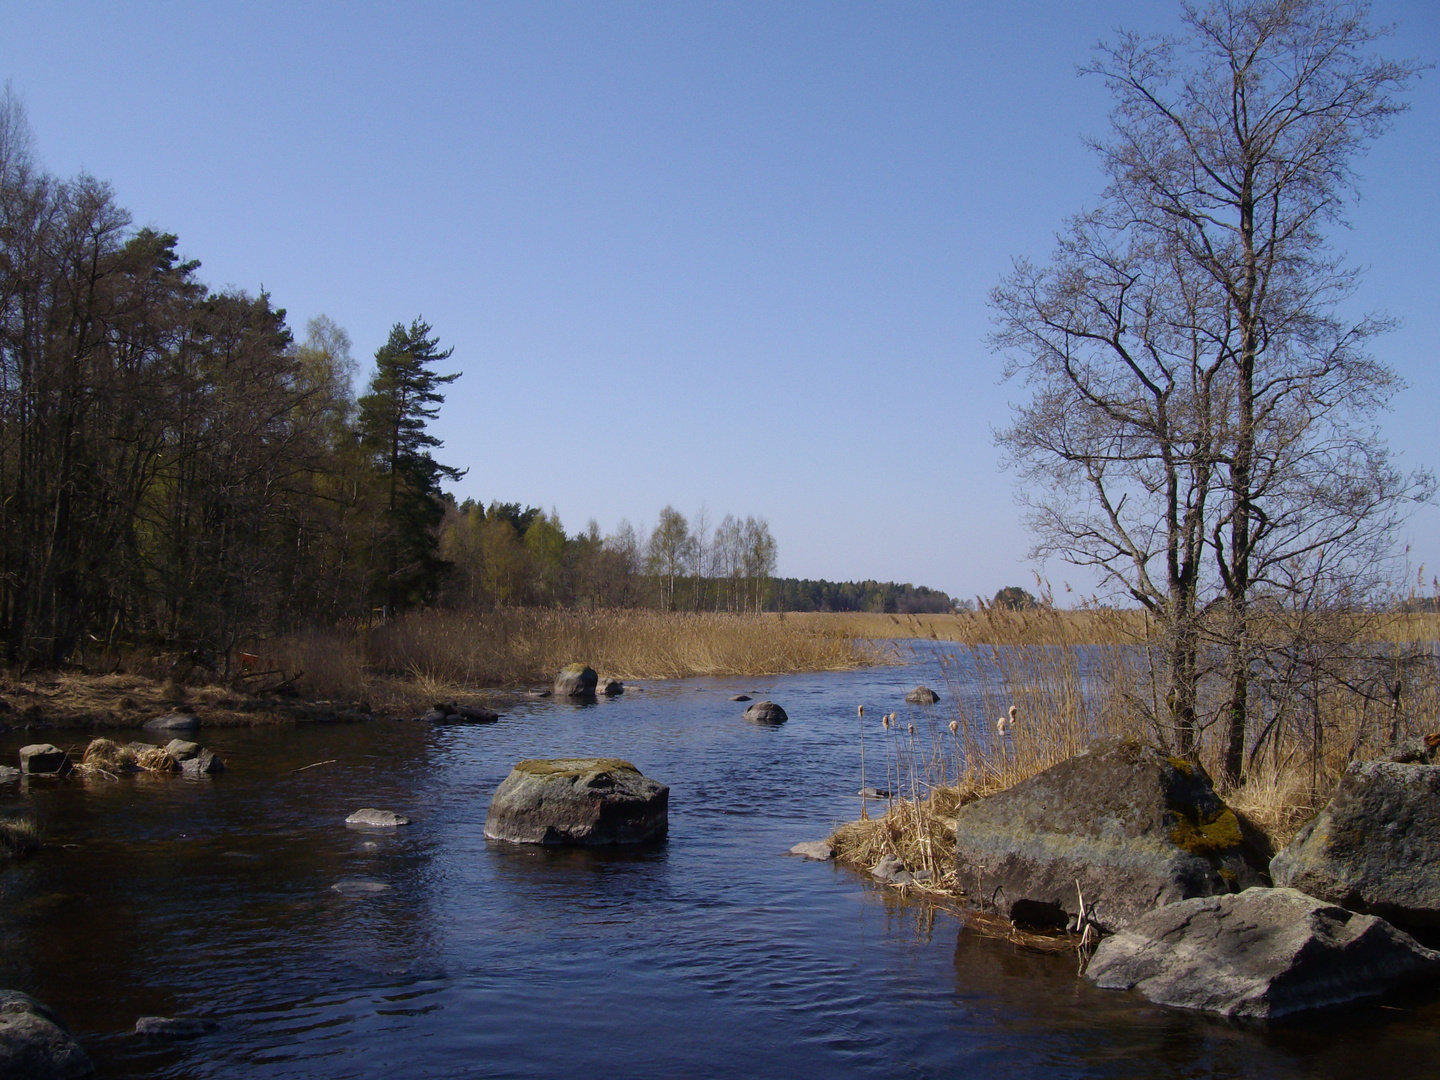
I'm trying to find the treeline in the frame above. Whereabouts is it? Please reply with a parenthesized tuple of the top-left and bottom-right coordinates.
(767, 578, 956, 614)
(438, 502, 779, 613)
(0, 91, 482, 666)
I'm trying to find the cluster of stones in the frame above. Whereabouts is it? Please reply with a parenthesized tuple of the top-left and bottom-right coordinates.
(935, 733, 1440, 1020)
(416, 701, 499, 724)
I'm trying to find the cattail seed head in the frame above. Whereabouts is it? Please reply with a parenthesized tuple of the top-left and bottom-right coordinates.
(948, 720, 959, 735)
(858, 704, 865, 717)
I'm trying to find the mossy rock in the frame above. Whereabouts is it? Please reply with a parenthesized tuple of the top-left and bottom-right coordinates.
(953, 735, 1268, 931)
(485, 757, 668, 846)
(513, 757, 638, 778)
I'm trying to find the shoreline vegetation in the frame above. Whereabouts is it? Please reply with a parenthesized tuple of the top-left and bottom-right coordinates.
(0, 609, 891, 731)
(826, 603, 1440, 913)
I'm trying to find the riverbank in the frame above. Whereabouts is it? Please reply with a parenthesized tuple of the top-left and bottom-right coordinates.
(1, 609, 889, 732)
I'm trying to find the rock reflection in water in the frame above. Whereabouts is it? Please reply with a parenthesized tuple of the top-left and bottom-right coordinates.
(0, 648, 1436, 1077)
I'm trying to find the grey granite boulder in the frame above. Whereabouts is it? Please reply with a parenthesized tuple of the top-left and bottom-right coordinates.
(1271, 759, 1440, 931)
(553, 664, 599, 698)
(0, 989, 93, 1078)
(1086, 887, 1440, 1020)
(144, 712, 200, 732)
(904, 686, 940, 705)
(597, 678, 624, 697)
(345, 808, 411, 827)
(742, 700, 787, 725)
(134, 1016, 218, 1038)
(180, 748, 224, 777)
(484, 758, 668, 845)
(954, 735, 1268, 931)
(164, 739, 200, 762)
(18, 744, 71, 776)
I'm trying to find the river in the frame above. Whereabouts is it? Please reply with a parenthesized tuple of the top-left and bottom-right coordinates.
(1, 645, 1436, 1078)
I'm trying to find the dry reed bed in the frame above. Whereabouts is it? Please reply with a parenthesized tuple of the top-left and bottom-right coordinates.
(278, 609, 890, 702)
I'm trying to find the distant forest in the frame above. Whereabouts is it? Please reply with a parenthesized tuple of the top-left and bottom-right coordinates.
(767, 579, 957, 614)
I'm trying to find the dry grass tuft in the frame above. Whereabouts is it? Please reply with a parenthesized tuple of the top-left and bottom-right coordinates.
(79, 737, 177, 776)
(0, 813, 41, 857)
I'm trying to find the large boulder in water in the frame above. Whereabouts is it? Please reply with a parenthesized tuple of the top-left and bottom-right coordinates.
(1086, 887, 1440, 1020)
(553, 664, 598, 699)
(904, 686, 940, 705)
(1271, 759, 1440, 931)
(742, 700, 787, 725)
(484, 758, 668, 845)
(0, 989, 94, 1078)
(953, 736, 1268, 931)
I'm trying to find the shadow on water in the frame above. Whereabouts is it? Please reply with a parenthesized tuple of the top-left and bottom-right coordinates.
(0, 645, 1437, 1077)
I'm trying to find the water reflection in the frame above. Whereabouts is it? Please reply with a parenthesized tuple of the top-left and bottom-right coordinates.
(0, 646, 1436, 1077)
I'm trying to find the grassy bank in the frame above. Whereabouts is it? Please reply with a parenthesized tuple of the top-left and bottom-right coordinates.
(4, 609, 888, 729)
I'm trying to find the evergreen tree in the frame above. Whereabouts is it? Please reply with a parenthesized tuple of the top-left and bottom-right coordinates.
(357, 319, 464, 613)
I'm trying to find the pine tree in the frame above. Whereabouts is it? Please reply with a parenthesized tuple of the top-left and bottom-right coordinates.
(357, 319, 464, 613)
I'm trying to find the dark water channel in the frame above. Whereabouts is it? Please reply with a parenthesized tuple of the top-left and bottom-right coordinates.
(1, 646, 1437, 1078)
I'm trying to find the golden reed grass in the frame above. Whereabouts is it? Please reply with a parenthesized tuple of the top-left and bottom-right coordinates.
(267, 608, 890, 703)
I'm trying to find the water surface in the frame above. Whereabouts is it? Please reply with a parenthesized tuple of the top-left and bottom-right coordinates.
(0, 646, 1434, 1078)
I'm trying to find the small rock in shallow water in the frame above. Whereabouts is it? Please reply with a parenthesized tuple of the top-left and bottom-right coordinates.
(345, 808, 411, 827)
(857, 787, 890, 799)
(729, 694, 751, 701)
(788, 841, 835, 861)
(0, 766, 18, 783)
(904, 686, 940, 705)
(332, 879, 390, 896)
(134, 1016, 218, 1038)
(18, 744, 72, 776)
(742, 701, 787, 725)
(164, 739, 200, 761)
(872, 854, 912, 884)
(180, 748, 224, 777)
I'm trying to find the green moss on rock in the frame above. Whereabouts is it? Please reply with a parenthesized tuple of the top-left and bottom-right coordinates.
(513, 757, 638, 778)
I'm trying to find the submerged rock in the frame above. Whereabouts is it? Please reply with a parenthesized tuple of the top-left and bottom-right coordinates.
(553, 664, 599, 698)
(1271, 759, 1440, 931)
(904, 686, 940, 705)
(0, 767, 17, 784)
(953, 735, 1268, 931)
(1086, 887, 1440, 1020)
(332, 879, 390, 896)
(426, 702, 500, 724)
(597, 678, 624, 697)
(742, 701, 787, 725)
(788, 841, 835, 861)
(729, 694, 752, 702)
(484, 758, 668, 845)
(857, 786, 890, 799)
(144, 712, 200, 733)
(346, 808, 411, 827)
(133, 1016, 218, 1038)
(0, 989, 93, 1078)
(18, 745, 71, 776)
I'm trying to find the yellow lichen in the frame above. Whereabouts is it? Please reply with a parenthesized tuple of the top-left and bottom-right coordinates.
(1169, 806, 1243, 856)
(1167, 756, 1194, 776)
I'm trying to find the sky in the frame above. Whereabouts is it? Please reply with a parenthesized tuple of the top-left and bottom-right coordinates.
(1, 1, 1436, 603)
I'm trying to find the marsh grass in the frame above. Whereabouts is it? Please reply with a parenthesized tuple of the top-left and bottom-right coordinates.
(79, 737, 177, 777)
(0, 812, 41, 858)
(269, 608, 890, 702)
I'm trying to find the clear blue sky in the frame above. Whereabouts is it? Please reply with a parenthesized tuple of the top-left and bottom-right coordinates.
(3, 1, 1436, 602)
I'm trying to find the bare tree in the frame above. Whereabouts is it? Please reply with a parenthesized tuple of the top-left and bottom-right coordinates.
(994, 0, 1430, 778)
